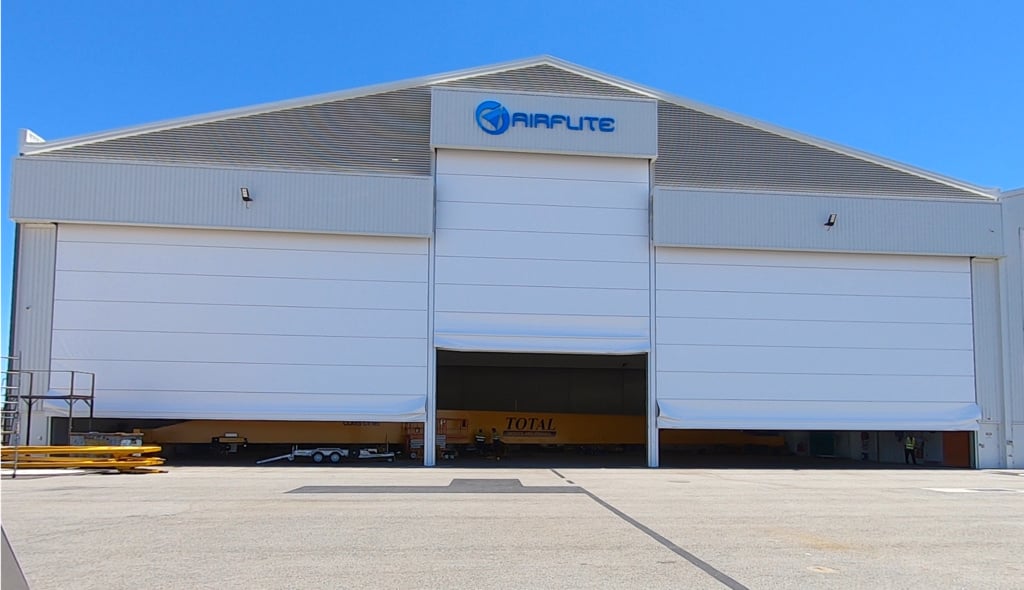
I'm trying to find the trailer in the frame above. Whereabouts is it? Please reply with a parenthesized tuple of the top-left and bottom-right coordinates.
(256, 445, 396, 465)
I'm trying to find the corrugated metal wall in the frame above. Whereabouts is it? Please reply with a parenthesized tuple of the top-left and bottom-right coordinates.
(9, 222, 57, 442)
(971, 259, 1004, 424)
(11, 158, 433, 237)
(1002, 196, 1024, 427)
(1017, 226, 1024, 426)
(9, 224, 56, 403)
(653, 187, 1003, 257)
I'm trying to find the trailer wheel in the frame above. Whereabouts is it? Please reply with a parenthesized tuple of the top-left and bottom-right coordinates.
(312, 452, 325, 463)
(329, 452, 342, 464)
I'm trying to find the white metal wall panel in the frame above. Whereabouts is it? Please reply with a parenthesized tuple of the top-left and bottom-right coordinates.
(655, 248, 980, 430)
(10, 225, 56, 375)
(50, 224, 429, 421)
(1003, 195, 1024, 426)
(12, 158, 433, 237)
(971, 260, 1005, 424)
(434, 150, 650, 353)
(1015, 424, 1024, 469)
(9, 224, 57, 444)
(1019, 226, 1024, 427)
(653, 187, 1002, 257)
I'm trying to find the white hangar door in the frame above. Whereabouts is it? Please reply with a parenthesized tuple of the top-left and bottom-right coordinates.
(434, 150, 650, 353)
(655, 248, 981, 431)
(50, 224, 429, 421)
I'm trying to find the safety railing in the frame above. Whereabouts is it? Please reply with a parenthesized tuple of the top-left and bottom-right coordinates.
(1, 357, 26, 477)
(2, 364, 97, 477)
(17, 369, 97, 444)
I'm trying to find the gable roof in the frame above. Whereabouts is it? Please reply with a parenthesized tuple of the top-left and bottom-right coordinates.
(20, 56, 995, 199)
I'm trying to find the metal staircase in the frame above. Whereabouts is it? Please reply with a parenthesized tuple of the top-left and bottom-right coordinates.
(2, 357, 26, 478)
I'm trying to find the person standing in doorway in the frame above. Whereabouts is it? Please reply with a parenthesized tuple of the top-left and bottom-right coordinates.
(490, 428, 503, 460)
(904, 433, 918, 465)
(474, 429, 487, 456)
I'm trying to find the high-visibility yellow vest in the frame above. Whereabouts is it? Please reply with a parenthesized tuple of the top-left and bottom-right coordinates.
(905, 437, 916, 449)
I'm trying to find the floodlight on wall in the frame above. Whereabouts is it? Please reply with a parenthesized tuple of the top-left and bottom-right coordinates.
(824, 213, 838, 228)
(240, 187, 252, 202)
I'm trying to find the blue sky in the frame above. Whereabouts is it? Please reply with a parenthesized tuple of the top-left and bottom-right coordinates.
(2, 1, 1023, 355)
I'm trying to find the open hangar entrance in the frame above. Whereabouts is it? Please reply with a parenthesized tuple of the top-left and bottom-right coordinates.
(435, 351, 648, 465)
(432, 348, 979, 468)
(657, 429, 974, 468)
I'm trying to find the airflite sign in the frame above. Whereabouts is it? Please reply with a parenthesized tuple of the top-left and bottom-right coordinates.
(431, 87, 657, 158)
(474, 100, 616, 136)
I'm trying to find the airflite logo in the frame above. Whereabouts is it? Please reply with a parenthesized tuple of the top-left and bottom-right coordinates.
(475, 101, 510, 135)
(474, 100, 616, 136)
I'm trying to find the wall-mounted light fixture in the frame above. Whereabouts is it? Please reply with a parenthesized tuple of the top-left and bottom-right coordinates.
(824, 213, 838, 228)
(240, 187, 253, 209)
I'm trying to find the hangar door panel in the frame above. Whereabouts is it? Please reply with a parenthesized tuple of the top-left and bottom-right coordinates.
(51, 224, 428, 421)
(434, 150, 650, 354)
(655, 248, 980, 430)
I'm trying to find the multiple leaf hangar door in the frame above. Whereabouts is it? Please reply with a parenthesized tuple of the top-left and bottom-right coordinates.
(50, 152, 979, 434)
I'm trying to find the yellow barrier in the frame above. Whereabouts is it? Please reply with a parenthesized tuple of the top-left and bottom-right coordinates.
(1, 446, 166, 473)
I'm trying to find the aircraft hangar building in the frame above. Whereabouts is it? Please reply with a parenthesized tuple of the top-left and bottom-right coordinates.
(8, 57, 1022, 468)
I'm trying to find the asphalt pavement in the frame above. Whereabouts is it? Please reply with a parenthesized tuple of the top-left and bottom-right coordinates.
(2, 464, 1022, 589)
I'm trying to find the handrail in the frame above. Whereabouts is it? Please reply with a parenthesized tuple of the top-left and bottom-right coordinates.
(1, 356, 25, 477)
(6, 369, 97, 444)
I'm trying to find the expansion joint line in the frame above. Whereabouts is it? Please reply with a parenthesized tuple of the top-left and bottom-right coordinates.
(550, 469, 749, 590)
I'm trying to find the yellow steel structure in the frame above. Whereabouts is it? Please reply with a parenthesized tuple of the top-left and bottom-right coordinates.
(1, 446, 165, 473)
(145, 420, 405, 445)
(142, 411, 785, 451)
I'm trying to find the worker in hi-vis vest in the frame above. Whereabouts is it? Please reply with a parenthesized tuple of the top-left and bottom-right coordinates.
(490, 428, 503, 458)
(474, 429, 487, 455)
(904, 434, 917, 465)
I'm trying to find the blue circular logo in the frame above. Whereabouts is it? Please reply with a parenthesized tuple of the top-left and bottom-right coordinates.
(475, 100, 510, 135)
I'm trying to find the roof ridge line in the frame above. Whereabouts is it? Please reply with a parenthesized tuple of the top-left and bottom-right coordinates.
(20, 56, 998, 199)
(20, 56, 559, 155)
(654, 91, 998, 199)
(531, 62, 997, 199)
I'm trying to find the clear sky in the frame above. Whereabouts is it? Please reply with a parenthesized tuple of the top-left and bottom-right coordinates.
(2, 1, 1023, 356)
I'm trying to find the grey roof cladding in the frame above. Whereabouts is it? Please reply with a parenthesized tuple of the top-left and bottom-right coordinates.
(437, 64, 647, 98)
(24, 59, 988, 199)
(655, 102, 984, 199)
(32, 87, 434, 176)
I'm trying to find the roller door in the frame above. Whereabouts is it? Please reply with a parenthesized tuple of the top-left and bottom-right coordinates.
(434, 150, 650, 354)
(50, 224, 429, 421)
(655, 248, 980, 431)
